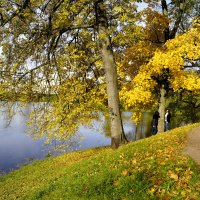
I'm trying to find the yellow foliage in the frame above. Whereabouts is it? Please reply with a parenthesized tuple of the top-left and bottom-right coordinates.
(121, 24, 200, 123)
(27, 76, 106, 146)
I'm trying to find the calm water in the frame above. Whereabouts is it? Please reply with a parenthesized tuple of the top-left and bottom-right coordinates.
(0, 104, 151, 174)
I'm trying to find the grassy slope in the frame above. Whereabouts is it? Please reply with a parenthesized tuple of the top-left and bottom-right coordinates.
(0, 124, 200, 200)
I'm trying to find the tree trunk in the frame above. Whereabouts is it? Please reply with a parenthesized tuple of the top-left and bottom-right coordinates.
(158, 85, 166, 133)
(95, 1, 127, 148)
(161, 0, 170, 41)
(159, 0, 182, 131)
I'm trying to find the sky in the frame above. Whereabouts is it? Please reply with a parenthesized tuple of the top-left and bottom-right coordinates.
(137, 2, 148, 11)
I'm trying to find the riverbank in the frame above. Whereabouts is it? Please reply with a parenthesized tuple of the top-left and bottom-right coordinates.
(0, 124, 200, 199)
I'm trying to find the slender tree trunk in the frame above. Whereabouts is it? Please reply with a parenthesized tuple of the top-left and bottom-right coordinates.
(158, 84, 166, 133)
(161, 0, 170, 41)
(158, 1, 185, 131)
(158, 0, 169, 132)
(95, 1, 127, 148)
(158, 0, 185, 133)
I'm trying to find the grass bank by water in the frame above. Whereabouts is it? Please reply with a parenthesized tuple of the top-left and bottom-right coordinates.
(0, 124, 200, 199)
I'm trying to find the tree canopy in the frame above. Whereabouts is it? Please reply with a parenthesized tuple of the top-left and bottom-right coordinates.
(121, 20, 200, 124)
(0, 0, 199, 147)
(0, 0, 139, 147)
(118, 0, 200, 131)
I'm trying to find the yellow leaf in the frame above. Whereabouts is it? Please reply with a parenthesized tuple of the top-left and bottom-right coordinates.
(121, 169, 128, 176)
(131, 159, 137, 164)
(169, 172, 178, 181)
(148, 188, 156, 196)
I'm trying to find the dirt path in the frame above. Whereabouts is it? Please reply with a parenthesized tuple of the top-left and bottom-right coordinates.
(184, 126, 200, 167)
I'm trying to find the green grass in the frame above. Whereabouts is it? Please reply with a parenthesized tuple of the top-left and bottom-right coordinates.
(1, 124, 200, 200)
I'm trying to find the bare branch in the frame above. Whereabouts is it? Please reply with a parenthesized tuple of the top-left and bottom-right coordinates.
(18, 62, 48, 81)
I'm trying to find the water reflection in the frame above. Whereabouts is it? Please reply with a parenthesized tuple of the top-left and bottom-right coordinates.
(0, 103, 151, 174)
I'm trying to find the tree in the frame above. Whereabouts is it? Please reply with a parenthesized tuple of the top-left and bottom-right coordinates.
(0, 0, 141, 148)
(168, 90, 200, 125)
(121, 20, 200, 128)
(119, 0, 200, 132)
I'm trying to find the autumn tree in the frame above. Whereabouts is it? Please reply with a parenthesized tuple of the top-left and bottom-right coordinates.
(121, 20, 200, 130)
(119, 0, 200, 132)
(0, 0, 144, 148)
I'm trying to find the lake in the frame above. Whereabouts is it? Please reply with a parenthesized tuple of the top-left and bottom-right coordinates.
(0, 103, 152, 174)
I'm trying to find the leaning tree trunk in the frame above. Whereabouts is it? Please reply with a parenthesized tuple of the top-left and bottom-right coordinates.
(95, 1, 127, 148)
(158, 84, 166, 133)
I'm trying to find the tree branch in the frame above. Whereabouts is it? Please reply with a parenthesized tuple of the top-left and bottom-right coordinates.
(169, 1, 185, 39)
(18, 62, 48, 81)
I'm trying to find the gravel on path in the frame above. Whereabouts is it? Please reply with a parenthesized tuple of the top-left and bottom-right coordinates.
(184, 126, 200, 167)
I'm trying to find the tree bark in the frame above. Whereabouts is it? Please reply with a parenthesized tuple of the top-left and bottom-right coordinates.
(158, 0, 184, 131)
(158, 85, 166, 133)
(95, 1, 127, 148)
(161, 0, 170, 41)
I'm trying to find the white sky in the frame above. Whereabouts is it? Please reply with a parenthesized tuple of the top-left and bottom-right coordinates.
(137, 2, 148, 11)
